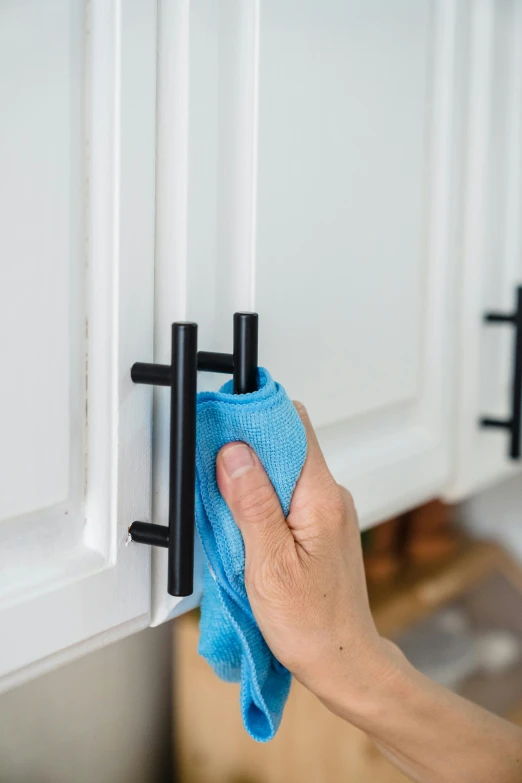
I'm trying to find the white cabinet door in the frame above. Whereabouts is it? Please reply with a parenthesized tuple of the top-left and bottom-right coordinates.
(0, 0, 156, 689)
(449, 0, 522, 500)
(152, 0, 462, 622)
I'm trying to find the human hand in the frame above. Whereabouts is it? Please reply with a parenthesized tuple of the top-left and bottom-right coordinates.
(215, 402, 395, 714)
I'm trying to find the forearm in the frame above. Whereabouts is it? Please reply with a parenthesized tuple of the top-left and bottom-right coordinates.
(317, 641, 522, 783)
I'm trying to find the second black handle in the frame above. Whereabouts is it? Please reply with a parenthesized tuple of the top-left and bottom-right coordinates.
(480, 286, 522, 460)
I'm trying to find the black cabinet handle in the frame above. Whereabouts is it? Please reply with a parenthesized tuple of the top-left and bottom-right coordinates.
(480, 286, 522, 459)
(129, 312, 259, 596)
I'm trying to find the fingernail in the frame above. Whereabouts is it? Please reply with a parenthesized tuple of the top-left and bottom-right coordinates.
(222, 444, 255, 479)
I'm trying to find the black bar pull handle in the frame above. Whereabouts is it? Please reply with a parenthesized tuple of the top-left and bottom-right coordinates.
(128, 312, 259, 596)
(169, 323, 198, 596)
(480, 286, 522, 460)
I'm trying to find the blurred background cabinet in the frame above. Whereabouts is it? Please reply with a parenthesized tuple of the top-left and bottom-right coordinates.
(450, 0, 522, 500)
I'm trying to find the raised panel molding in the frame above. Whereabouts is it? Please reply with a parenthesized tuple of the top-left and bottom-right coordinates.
(153, 0, 460, 622)
(0, 0, 156, 689)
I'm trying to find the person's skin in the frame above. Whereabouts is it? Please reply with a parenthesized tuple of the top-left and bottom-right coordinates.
(215, 402, 522, 783)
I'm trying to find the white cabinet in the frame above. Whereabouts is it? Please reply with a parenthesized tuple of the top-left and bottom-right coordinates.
(450, 0, 522, 499)
(2, 0, 521, 674)
(150, 0, 463, 623)
(0, 0, 156, 688)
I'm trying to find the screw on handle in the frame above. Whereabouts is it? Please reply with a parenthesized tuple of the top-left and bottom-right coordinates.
(480, 286, 522, 460)
(128, 312, 259, 597)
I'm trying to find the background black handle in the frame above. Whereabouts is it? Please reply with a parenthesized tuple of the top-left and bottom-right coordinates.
(480, 286, 522, 460)
(129, 312, 259, 596)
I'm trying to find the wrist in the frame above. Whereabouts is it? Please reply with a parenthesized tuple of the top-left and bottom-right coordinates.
(308, 637, 414, 728)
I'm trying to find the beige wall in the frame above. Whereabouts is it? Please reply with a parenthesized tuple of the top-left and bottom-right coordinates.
(0, 624, 173, 783)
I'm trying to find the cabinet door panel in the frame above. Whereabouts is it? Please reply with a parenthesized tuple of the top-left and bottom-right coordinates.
(255, 1, 427, 427)
(254, 0, 458, 527)
(153, 0, 459, 621)
(0, 0, 156, 688)
(0, 1, 82, 523)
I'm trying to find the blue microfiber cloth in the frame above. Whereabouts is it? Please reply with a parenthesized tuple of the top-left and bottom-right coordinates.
(195, 368, 307, 742)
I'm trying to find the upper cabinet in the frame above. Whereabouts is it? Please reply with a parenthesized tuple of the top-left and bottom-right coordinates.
(2, 0, 522, 671)
(450, 0, 522, 500)
(153, 0, 461, 568)
(0, 0, 156, 687)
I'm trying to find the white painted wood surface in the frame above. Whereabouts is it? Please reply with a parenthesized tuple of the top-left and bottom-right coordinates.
(448, 0, 522, 500)
(253, 0, 457, 526)
(3, 0, 519, 647)
(0, 0, 156, 689)
(152, 0, 461, 623)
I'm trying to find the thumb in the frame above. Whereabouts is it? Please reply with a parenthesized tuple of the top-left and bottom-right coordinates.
(216, 442, 293, 560)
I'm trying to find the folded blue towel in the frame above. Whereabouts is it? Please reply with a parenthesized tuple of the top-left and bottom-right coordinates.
(195, 368, 307, 742)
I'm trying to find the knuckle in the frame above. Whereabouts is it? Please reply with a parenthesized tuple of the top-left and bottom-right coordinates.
(251, 540, 299, 597)
(293, 400, 307, 417)
(330, 485, 349, 517)
(318, 485, 352, 537)
(317, 480, 346, 519)
(293, 400, 311, 427)
(315, 462, 341, 498)
(291, 480, 346, 532)
(339, 485, 356, 515)
(237, 482, 278, 524)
